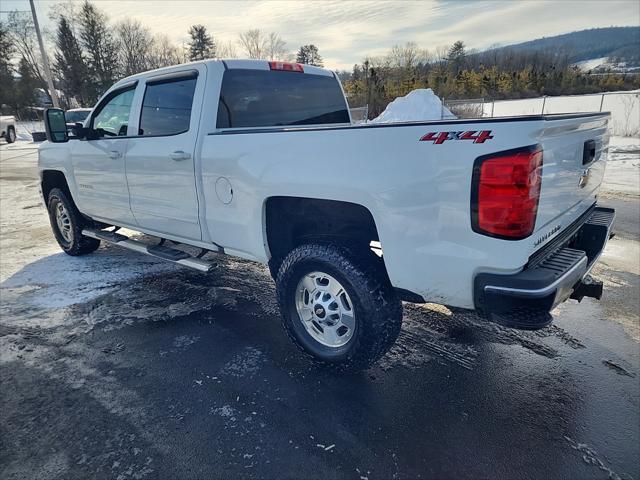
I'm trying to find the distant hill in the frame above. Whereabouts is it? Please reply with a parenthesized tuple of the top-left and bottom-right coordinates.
(490, 27, 640, 68)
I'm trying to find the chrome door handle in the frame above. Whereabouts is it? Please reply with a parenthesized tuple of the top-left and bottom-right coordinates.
(170, 150, 191, 161)
(108, 150, 122, 159)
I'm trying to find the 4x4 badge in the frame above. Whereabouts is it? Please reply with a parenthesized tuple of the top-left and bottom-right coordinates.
(420, 130, 493, 144)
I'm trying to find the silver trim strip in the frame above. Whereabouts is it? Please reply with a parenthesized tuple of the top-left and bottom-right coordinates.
(484, 256, 588, 298)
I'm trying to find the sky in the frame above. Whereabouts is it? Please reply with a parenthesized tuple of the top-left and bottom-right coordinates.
(2, 0, 639, 70)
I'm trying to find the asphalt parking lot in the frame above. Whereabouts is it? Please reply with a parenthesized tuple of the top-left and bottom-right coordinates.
(1, 141, 638, 480)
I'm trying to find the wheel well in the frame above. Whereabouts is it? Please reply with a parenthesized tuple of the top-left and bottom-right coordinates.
(41, 170, 71, 201)
(265, 196, 385, 275)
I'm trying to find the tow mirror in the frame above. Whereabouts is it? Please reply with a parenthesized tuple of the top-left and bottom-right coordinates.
(44, 108, 69, 143)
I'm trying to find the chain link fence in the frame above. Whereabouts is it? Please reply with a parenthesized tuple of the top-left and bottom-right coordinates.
(443, 98, 485, 119)
(483, 91, 640, 137)
(349, 106, 369, 124)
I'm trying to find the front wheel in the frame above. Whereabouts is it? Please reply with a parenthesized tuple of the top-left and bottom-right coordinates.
(47, 188, 100, 255)
(276, 243, 402, 371)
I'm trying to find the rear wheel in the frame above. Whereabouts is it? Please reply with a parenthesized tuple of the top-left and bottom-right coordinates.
(5, 126, 16, 143)
(47, 188, 100, 255)
(276, 243, 402, 371)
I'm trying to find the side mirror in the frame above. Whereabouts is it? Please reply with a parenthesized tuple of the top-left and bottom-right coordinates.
(44, 108, 69, 143)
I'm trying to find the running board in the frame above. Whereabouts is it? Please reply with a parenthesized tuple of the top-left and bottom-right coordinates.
(82, 229, 214, 272)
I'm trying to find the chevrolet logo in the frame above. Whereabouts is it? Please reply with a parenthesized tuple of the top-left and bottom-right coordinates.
(579, 168, 591, 188)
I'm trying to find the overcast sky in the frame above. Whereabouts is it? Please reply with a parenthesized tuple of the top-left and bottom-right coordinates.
(2, 0, 639, 70)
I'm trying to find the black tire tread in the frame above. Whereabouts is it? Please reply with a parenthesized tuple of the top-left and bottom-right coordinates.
(276, 243, 402, 371)
(47, 188, 100, 256)
(6, 126, 16, 143)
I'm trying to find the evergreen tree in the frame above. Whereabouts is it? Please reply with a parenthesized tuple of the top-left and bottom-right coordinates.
(295, 44, 323, 66)
(55, 16, 89, 105)
(0, 23, 15, 110)
(13, 57, 38, 116)
(188, 25, 215, 61)
(447, 41, 466, 74)
(79, 0, 119, 101)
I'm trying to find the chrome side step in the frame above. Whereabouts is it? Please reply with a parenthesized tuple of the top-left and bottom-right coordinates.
(82, 229, 215, 272)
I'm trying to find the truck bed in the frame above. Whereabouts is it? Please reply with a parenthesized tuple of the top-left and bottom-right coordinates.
(202, 111, 610, 308)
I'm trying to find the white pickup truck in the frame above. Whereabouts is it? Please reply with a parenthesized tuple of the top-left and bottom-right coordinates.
(39, 59, 614, 370)
(1, 115, 16, 143)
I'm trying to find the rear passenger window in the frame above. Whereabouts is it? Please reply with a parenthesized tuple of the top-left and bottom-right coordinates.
(217, 69, 350, 129)
(139, 76, 197, 136)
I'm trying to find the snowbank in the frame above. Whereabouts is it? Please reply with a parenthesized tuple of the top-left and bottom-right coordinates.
(371, 89, 456, 123)
(602, 136, 640, 196)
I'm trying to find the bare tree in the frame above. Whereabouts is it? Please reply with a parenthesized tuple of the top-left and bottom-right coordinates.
(148, 34, 182, 69)
(433, 44, 450, 74)
(238, 29, 264, 59)
(117, 19, 153, 76)
(264, 32, 289, 61)
(48, 0, 82, 35)
(388, 42, 419, 69)
(216, 40, 238, 59)
(238, 29, 290, 60)
(5, 11, 46, 88)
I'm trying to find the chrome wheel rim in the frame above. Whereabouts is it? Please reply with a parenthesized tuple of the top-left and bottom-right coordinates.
(295, 272, 355, 348)
(55, 202, 73, 243)
(8, 130, 15, 142)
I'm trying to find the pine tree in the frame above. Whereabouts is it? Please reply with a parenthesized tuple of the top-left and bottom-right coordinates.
(188, 25, 215, 61)
(79, 0, 119, 101)
(55, 16, 89, 105)
(0, 23, 15, 110)
(447, 40, 466, 74)
(13, 57, 38, 116)
(295, 44, 323, 67)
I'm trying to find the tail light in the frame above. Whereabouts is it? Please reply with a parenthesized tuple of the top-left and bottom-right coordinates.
(268, 61, 304, 72)
(471, 145, 543, 240)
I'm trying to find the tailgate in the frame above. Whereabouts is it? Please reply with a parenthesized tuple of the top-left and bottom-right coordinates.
(533, 113, 610, 246)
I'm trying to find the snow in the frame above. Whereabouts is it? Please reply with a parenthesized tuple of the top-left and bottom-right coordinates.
(15, 121, 45, 142)
(483, 90, 640, 137)
(602, 136, 640, 196)
(0, 146, 176, 320)
(574, 57, 609, 71)
(370, 89, 456, 123)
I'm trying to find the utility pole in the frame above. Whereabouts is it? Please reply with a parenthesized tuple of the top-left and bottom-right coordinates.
(29, 0, 60, 108)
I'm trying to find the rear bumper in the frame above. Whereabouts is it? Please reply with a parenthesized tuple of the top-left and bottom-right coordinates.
(474, 205, 615, 329)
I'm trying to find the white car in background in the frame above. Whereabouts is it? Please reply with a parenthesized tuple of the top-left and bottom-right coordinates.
(1, 115, 16, 143)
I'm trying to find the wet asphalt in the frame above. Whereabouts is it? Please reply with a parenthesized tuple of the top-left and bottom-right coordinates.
(0, 143, 639, 480)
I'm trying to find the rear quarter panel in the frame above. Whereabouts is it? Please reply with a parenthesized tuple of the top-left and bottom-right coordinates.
(198, 117, 574, 308)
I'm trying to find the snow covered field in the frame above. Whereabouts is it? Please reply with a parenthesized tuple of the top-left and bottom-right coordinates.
(604, 136, 640, 196)
(484, 91, 640, 137)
